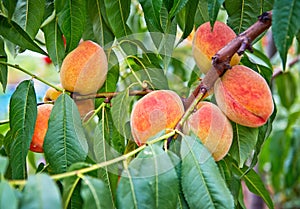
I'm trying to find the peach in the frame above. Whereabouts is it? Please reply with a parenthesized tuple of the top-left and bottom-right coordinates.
(30, 104, 53, 153)
(60, 40, 108, 95)
(130, 90, 184, 146)
(184, 102, 233, 161)
(192, 21, 241, 73)
(43, 85, 62, 102)
(214, 65, 274, 127)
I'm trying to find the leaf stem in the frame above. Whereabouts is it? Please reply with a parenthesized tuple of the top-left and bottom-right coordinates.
(0, 61, 64, 92)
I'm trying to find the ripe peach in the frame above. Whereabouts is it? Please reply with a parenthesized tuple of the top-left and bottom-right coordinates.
(214, 65, 274, 127)
(60, 40, 108, 95)
(184, 102, 233, 161)
(43, 85, 62, 102)
(192, 21, 241, 73)
(130, 90, 184, 146)
(30, 104, 53, 153)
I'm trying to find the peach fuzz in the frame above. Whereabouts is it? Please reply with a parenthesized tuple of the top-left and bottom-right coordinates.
(214, 65, 274, 127)
(130, 90, 184, 146)
(60, 40, 108, 95)
(184, 102, 233, 161)
(192, 21, 241, 74)
(30, 104, 53, 153)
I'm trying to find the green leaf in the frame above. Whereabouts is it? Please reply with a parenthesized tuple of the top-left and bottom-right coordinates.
(194, 0, 209, 28)
(111, 89, 133, 138)
(57, 0, 86, 53)
(2, 0, 17, 20)
(0, 156, 8, 175)
(42, 18, 65, 70)
(0, 15, 47, 55)
(9, 80, 37, 179)
(276, 71, 297, 109)
(180, 135, 234, 209)
(224, 0, 261, 34)
(117, 144, 179, 209)
(208, 0, 224, 26)
(104, 0, 132, 38)
(0, 180, 18, 209)
(229, 123, 258, 168)
(84, 0, 114, 47)
(62, 163, 96, 209)
(20, 174, 62, 209)
(272, 0, 300, 69)
(80, 175, 114, 209)
(139, 0, 163, 32)
(232, 165, 274, 209)
(0, 37, 8, 92)
(13, 0, 46, 38)
(177, 0, 200, 40)
(44, 93, 88, 174)
(91, 108, 120, 205)
(169, 0, 189, 18)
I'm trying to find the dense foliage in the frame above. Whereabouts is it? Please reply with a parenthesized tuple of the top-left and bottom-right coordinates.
(0, 0, 300, 208)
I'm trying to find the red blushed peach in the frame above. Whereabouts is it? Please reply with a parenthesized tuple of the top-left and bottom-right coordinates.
(184, 102, 233, 161)
(192, 21, 241, 74)
(30, 104, 53, 153)
(214, 65, 274, 127)
(130, 90, 185, 146)
(60, 40, 108, 95)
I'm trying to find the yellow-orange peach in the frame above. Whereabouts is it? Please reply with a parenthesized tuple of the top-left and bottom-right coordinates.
(192, 21, 241, 74)
(43, 85, 62, 102)
(214, 65, 274, 127)
(130, 90, 184, 146)
(30, 104, 53, 153)
(60, 40, 108, 95)
(184, 102, 233, 161)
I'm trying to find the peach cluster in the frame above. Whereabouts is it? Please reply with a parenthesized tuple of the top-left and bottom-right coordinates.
(30, 41, 108, 152)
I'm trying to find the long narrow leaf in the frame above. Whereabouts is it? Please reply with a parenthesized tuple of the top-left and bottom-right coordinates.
(0, 15, 47, 55)
(43, 93, 88, 174)
(57, 0, 86, 53)
(0, 37, 8, 92)
(272, 0, 300, 69)
(104, 0, 132, 38)
(13, 0, 46, 38)
(180, 135, 234, 209)
(9, 80, 37, 179)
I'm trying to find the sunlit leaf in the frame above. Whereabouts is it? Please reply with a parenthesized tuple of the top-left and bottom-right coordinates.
(43, 93, 88, 174)
(20, 174, 62, 209)
(181, 135, 234, 209)
(9, 80, 37, 179)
